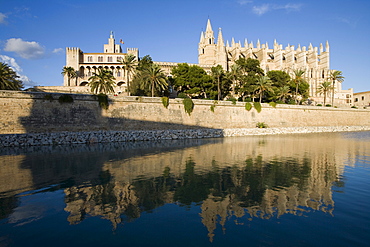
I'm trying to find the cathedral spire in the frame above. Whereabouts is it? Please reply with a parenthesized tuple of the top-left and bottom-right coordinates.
(204, 19, 215, 45)
(200, 31, 205, 43)
(217, 28, 224, 47)
(326, 40, 330, 52)
(206, 19, 213, 33)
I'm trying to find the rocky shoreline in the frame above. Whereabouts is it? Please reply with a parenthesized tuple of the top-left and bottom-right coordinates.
(1, 125, 370, 147)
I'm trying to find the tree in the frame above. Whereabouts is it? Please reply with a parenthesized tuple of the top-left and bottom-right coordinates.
(0, 62, 23, 90)
(291, 69, 306, 104)
(171, 63, 213, 99)
(211, 65, 224, 100)
(329, 70, 344, 106)
(61, 66, 77, 86)
(317, 81, 333, 106)
(139, 63, 168, 97)
(88, 68, 116, 94)
(255, 75, 273, 103)
(267, 70, 291, 102)
(275, 85, 291, 103)
(226, 64, 241, 97)
(234, 57, 264, 101)
(120, 54, 137, 96)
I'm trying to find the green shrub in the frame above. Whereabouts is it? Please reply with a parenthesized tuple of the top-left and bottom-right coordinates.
(245, 102, 252, 111)
(58, 94, 74, 103)
(288, 100, 296, 105)
(244, 97, 252, 102)
(161, 96, 169, 109)
(317, 104, 322, 106)
(256, 122, 268, 128)
(43, 94, 54, 102)
(325, 104, 332, 107)
(276, 100, 285, 104)
(183, 98, 194, 115)
(97, 93, 109, 110)
(177, 92, 188, 98)
(227, 97, 237, 105)
(351, 106, 357, 109)
(269, 102, 277, 108)
(253, 102, 262, 113)
(210, 104, 215, 112)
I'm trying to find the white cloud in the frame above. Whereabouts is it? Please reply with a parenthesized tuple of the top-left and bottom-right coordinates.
(0, 13, 7, 24)
(4, 38, 45, 59)
(0, 55, 37, 88)
(52, 48, 64, 54)
(253, 4, 271, 15)
(252, 3, 303, 15)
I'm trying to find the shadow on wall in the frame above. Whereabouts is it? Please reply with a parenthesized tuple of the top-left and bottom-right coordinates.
(17, 91, 216, 133)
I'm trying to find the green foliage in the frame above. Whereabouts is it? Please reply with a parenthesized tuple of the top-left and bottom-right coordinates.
(269, 102, 277, 108)
(177, 92, 188, 98)
(210, 104, 215, 112)
(253, 102, 262, 113)
(351, 106, 357, 109)
(245, 102, 252, 111)
(161, 96, 169, 109)
(58, 94, 74, 103)
(0, 62, 24, 90)
(89, 68, 116, 94)
(288, 100, 296, 105)
(43, 94, 54, 102)
(317, 104, 322, 106)
(325, 104, 332, 107)
(227, 97, 237, 105)
(61, 66, 77, 87)
(171, 63, 213, 99)
(97, 93, 109, 110)
(183, 98, 194, 115)
(256, 122, 268, 128)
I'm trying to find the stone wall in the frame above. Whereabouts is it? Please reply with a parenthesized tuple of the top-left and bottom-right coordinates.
(1, 90, 370, 136)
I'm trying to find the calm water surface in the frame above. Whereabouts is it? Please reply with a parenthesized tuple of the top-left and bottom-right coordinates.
(0, 132, 369, 247)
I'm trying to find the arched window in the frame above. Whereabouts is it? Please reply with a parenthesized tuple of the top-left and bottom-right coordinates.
(98, 56, 103, 62)
(87, 56, 93, 62)
(108, 57, 112, 62)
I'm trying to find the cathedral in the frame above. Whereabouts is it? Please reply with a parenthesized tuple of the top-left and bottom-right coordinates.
(61, 20, 353, 105)
(198, 19, 352, 104)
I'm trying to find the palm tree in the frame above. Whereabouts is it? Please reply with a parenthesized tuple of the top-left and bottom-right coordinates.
(61, 66, 77, 86)
(317, 81, 333, 106)
(211, 65, 223, 100)
(120, 54, 137, 96)
(291, 69, 306, 104)
(88, 68, 116, 94)
(255, 75, 273, 103)
(0, 62, 23, 90)
(226, 64, 241, 97)
(276, 85, 290, 103)
(140, 63, 168, 97)
(329, 70, 344, 106)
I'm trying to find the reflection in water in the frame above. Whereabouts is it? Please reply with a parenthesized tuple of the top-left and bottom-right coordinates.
(0, 132, 369, 243)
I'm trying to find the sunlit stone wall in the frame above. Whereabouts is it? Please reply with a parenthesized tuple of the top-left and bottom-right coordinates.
(1, 90, 370, 135)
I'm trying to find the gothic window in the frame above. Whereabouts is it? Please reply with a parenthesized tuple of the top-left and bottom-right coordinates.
(98, 56, 103, 62)
(108, 57, 113, 62)
(87, 56, 93, 62)
(209, 39, 212, 44)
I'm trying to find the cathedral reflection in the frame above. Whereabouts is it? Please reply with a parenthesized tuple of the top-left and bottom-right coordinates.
(1, 132, 365, 241)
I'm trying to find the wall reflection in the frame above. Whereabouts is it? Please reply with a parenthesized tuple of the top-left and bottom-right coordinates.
(0, 132, 368, 241)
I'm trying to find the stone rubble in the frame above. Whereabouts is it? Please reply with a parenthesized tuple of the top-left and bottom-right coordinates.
(1, 126, 370, 147)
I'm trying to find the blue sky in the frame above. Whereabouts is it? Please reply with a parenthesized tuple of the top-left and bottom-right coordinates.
(1, 0, 369, 92)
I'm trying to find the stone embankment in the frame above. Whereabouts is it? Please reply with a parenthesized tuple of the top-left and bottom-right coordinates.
(1, 126, 370, 147)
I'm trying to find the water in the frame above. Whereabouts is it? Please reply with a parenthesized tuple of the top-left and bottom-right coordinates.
(0, 132, 369, 247)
